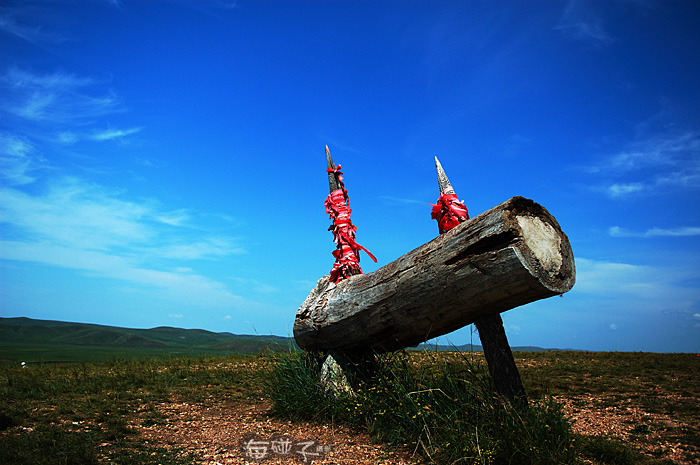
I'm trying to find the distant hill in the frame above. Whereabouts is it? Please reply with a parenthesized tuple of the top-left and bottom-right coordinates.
(0, 317, 564, 363)
(413, 342, 560, 352)
(0, 317, 295, 363)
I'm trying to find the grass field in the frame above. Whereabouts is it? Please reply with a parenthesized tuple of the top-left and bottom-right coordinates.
(0, 317, 295, 363)
(1, 350, 698, 464)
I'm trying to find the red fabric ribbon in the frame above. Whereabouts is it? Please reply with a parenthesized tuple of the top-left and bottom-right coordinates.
(325, 165, 376, 283)
(431, 192, 469, 234)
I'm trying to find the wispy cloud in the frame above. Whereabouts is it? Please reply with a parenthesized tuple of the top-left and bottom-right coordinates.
(56, 127, 143, 145)
(609, 226, 700, 238)
(607, 183, 644, 197)
(555, 0, 612, 44)
(607, 131, 700, 172)
(154, 210, 191, 227)
(571, 257, 700, 320)
(155, 238, 246, 260)
(379, 195, 428, 206)
(1, 68, 123, 123)
(0, 10, 67, 44)
(570, 258, 700, 332)
(588, 130, 700, 198)
(165, 0, 239, 12)
(0, 239, 243, 307)
(90, 127, 143, 142)
(0, 175, 246, 306)
(0, 131, 44, 185)
(230, 277, 280, 294)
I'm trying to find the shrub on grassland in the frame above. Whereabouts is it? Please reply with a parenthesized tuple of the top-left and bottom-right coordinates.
(267, 349, 578, 464)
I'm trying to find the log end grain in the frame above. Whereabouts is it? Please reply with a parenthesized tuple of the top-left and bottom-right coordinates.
(508, 196, 576, 295)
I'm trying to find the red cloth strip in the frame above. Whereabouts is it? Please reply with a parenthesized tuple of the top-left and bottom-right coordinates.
(325, 166, 376, 283)
(431, 192, 469, 234)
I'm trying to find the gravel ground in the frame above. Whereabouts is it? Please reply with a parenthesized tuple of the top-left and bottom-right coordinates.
(136, 393, 699, 464)
(138, 398, 423, 464)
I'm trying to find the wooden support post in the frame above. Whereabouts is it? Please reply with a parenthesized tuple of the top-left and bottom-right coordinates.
(474, 314, 527, 404)
(434, 157, 527, 403)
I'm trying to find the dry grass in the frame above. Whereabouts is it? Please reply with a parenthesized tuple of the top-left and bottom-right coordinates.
(1, 350, 698, 464)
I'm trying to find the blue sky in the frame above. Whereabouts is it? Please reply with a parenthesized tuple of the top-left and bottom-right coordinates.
(1, 0, 699, 352)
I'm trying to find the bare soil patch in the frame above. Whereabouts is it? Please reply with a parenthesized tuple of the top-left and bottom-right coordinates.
(138, 398, 423, 464)
(559, 393, 700, 464)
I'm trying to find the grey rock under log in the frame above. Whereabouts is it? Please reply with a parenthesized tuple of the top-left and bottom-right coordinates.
(293, 196, 575, 353)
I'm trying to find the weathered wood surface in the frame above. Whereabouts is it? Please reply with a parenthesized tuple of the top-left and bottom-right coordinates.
(294, 195, 575, 353)
(474, 314, 527, 404)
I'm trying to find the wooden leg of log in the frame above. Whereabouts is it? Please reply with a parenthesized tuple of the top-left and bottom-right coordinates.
(474, 314, 528, 406)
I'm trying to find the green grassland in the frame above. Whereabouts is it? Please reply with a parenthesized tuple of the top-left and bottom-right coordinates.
(1, 318, 698, 464)
(0, 317, 295, 362)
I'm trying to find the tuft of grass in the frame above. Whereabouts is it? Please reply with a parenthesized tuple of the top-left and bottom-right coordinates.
(0, 425, 98, 465)
(580, 435, 645, 465)
(267, 350, 578, 464)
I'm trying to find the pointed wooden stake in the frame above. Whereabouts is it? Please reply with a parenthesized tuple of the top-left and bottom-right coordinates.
(435, 156, 456, 195)
(326, 145, 340, 193)
(434, 157, 527, 405)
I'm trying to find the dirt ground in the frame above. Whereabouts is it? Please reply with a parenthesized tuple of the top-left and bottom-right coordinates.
(560, 394, 699, 465)
(136, 394, 698, 465)
(138, 398, 422, 464)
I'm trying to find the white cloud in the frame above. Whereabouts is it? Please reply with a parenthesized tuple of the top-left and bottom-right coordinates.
(380, 196, 428, 206)
(555, 0, 612, 44)
(610, 226, 700, 238)
(609, 131, 700, 171)
(57, 131, 79, 145)
(609, 323, 618, 330)
(1, 68, 123, 123)
(230, 277, 280, 294)
(0, 132, 43, 185)
(0, 239, 243, 308)
(1, 178, 154, 250)
(0, 12, 66, 44)
(0, 175, 247, 306)
(154, 210, 191, 226)
(591, 130, 700, 198)
(573, 257, 697, 303)
(155, 238, 245, 260)
(56, 127, 143, 145)
(506, 324, 521, 335)
(1, 177, 245, 258)
(90, 127, 143, 142)
(607, 183, 644, 197)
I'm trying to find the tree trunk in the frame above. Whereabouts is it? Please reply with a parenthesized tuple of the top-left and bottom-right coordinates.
(294, 196, 575, 353)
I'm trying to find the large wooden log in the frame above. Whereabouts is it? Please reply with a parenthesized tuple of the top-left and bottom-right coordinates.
(294, 196, 575, 353)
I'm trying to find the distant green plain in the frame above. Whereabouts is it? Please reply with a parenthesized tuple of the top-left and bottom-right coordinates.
(0, 317, 294, 363)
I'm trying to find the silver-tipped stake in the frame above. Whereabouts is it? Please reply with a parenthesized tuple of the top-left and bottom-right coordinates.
(435, 156, 455, 195)
(326, 145, 340, 193)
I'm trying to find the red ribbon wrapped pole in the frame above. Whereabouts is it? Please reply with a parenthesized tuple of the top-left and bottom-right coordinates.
(325, 148, 376, 283)
(431, 156, 469, 234)
(431, 192, 469, 234)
